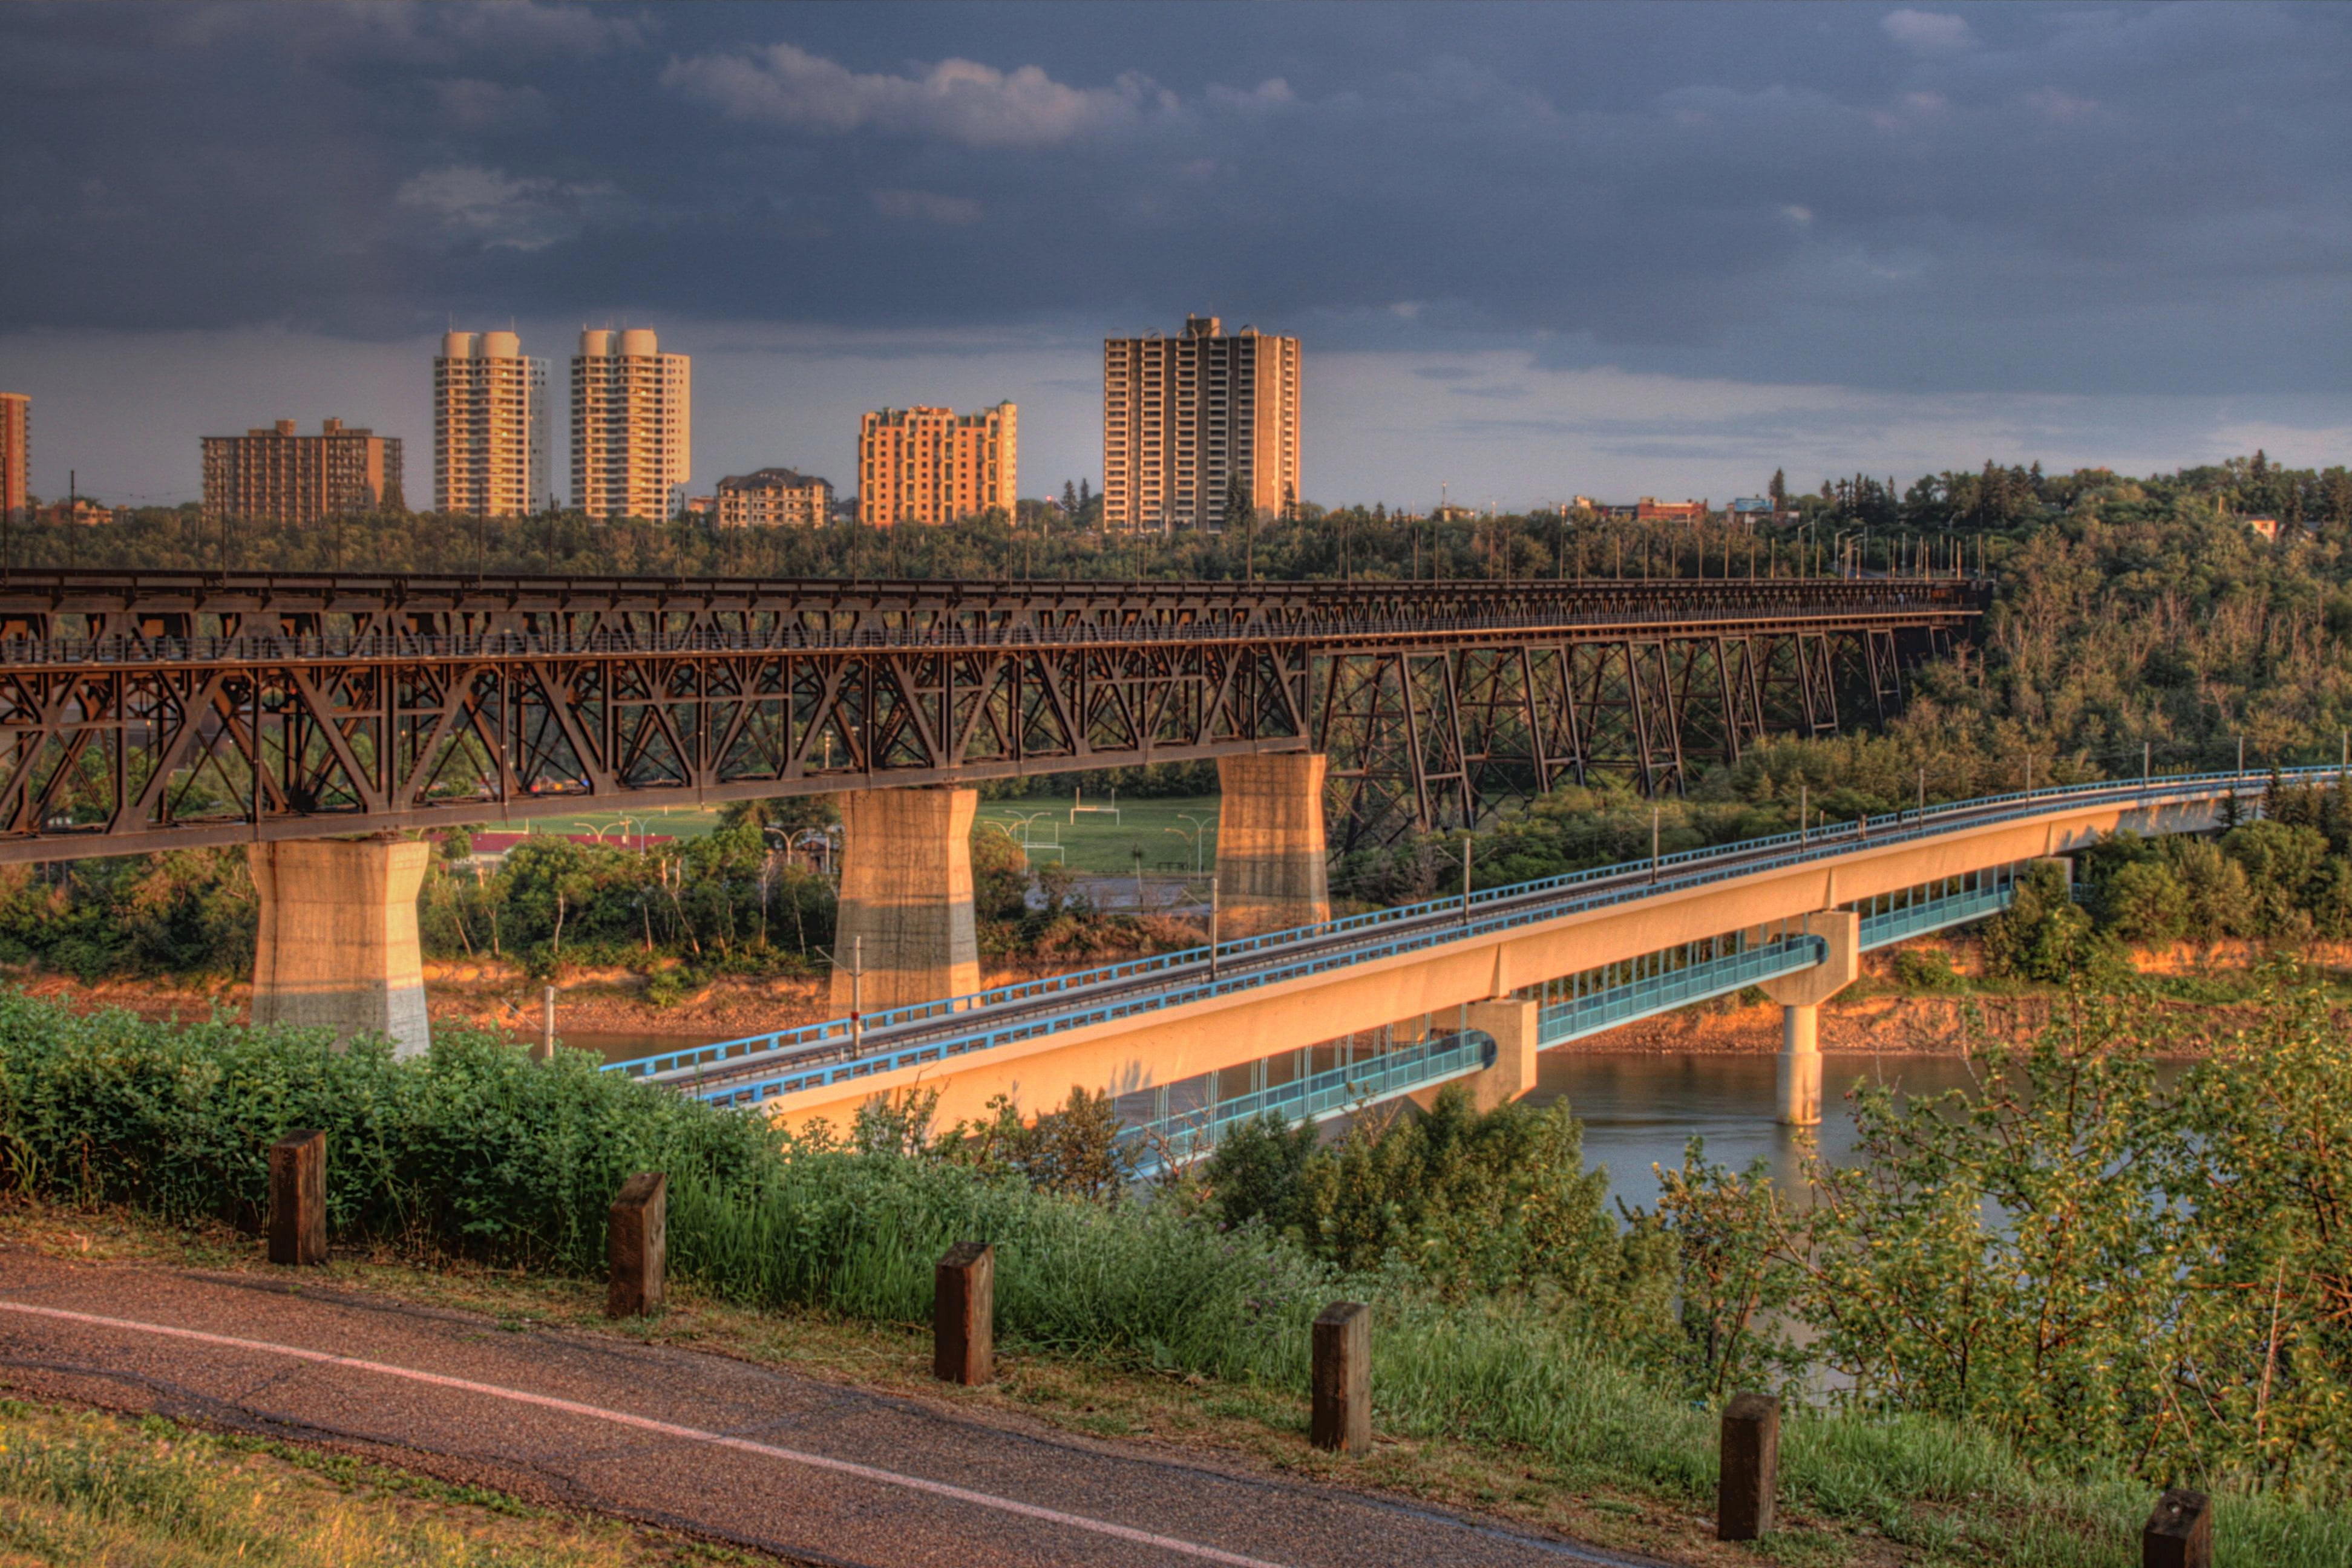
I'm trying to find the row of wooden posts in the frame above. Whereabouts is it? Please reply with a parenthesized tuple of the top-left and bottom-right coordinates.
(268, 1135, 2219, 1566)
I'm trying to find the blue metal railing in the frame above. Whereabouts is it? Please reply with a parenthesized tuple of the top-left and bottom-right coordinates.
(1119, 1029, 1495, 1171)
(1536, 934, 1827, 1045)
(1855, 875, 2020, 949)
(630, 764, 2338, 1107)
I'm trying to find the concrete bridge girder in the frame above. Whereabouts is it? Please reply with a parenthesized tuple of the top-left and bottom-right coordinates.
(767, 791, 2235, 1138)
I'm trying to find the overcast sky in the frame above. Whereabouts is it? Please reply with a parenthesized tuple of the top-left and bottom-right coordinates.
(3, 1, 2347, 509)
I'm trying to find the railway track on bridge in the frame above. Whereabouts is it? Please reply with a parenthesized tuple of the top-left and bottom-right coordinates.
(625, 765, 2307, 1109)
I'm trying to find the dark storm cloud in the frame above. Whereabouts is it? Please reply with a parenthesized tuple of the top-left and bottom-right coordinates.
(1, 0, 2347, 394)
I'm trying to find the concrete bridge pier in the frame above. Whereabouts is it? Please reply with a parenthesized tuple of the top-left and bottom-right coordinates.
(247, 837, 433, 1058)
(830, 786, 982, 1017)
(1757, 910, 1860, 1127)
(1216, 752, 1331, 938)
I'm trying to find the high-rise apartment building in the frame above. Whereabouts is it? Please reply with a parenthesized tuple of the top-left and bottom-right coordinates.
(201, 418, 403, 525)
(435, 331, 548, 517)
(1102, 315, 1300, 532)
(715, 468, 834, 529)
(856, 403, 1017, 528)
(572, 328, 690, 521)
(0, 393, 25, 525)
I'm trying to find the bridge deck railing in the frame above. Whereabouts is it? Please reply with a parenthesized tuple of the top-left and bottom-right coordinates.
(1536, 934, 1828, 1046)
(1119, 1028, 1496, 1175)
(632, 765, 2337, 1103)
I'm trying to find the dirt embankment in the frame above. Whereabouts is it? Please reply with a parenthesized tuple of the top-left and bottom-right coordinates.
(13, 956, 1128, 1041)
(11, 931, 2338, 1050)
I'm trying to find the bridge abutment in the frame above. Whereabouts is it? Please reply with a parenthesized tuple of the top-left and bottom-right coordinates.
(1216, 753, 1331, 938)
(1757, 910, 1860, 1128)
(247, 837, 432, 1058)
(830, 786, 982, 1016)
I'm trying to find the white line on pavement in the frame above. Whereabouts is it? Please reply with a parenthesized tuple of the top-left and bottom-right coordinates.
(0, 1299, 1289, 1568)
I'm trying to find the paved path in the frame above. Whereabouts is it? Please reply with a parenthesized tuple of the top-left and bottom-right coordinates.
(0, 1252, 1660, 1568)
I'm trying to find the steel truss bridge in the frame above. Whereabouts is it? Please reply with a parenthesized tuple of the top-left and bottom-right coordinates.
(0, 570, 1982, 863)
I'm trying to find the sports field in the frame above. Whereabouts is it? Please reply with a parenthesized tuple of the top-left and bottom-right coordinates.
(974, 792, 1220, 877)
(490, 792, 1222, 877)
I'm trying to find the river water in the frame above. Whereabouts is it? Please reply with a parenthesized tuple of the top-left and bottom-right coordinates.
(1525, 1050, 1983, 1216)
(569, 1027, 1976, 1214)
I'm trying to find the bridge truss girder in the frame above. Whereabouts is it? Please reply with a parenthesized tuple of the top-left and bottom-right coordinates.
(0, 572, 1976, 863)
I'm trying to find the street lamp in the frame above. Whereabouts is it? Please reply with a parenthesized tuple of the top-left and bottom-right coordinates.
(1171, 811, 1214, 874)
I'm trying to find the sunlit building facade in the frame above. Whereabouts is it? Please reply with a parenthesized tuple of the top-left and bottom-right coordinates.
(856, 403, 1017, 527)
(200, 419, 403, 524)
(434, 331, 549, 517)
(0, 393, 25, 525)
(571, 328, 690, 521)
(1102, 316, 1300, 532)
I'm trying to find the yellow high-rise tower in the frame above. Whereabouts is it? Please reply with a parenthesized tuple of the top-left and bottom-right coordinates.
(571, 328, 690, 521)
(434, 331, 548, 517)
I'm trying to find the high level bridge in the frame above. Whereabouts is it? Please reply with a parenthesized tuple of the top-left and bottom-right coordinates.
(0, 570, 1980, 1056)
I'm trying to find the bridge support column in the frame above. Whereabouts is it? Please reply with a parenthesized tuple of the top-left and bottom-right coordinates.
(1216, 752, 1330, 939)
(247, 837, 431, 1059)
(1459, 997, 1541, 1112)
(830, 786, 982, 1016)
(1757, 910, 1860, 1128)
(1776, 1005, 1823, 1127)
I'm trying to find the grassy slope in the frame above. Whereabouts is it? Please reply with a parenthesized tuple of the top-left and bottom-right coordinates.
(5, 1202, 2345, 1568)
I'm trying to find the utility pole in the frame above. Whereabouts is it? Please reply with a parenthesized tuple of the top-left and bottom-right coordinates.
(1800, 782, 1808, 846)
(1459, 837, 1472, 925)
(1651, 806, 1661, 883)
(1208, 874, 1220, 980)
(847, 935, 864, 1054)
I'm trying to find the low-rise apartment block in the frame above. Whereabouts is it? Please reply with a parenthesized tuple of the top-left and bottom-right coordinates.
(716, 468, 834, 528)
(201, 418, 403, 524)
(1572, 495, 1708, 524)
(857, 403, 1017, 528)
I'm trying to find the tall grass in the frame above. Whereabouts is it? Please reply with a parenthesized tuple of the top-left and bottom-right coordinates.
(0, 993, 2345, 1566)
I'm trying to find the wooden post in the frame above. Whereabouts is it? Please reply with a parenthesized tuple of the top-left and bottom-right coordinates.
(1717, 1391, 1780, 1540)
(934, 1241, 994, 1385)
(606, 1172, 667, 1318)
(2143, 1489, 2212, 1568)
(267, 1130, 327, 1266)
(1311, 1301, 1371, 1454)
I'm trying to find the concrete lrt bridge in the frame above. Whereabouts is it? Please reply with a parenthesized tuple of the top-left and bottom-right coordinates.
(0, 569, 1978, 1057)
(612, 766, 2314, 1133)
